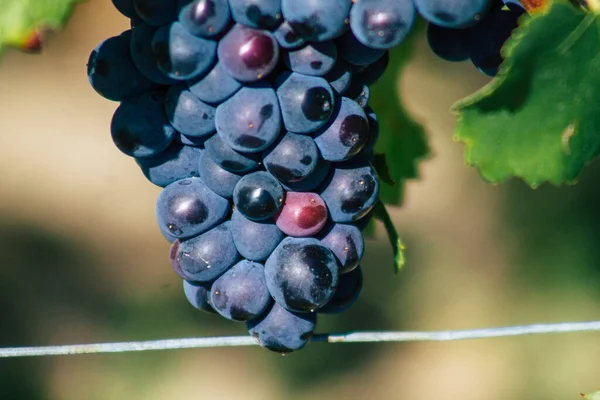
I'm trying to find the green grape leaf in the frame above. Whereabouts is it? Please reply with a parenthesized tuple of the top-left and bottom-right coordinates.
(454, 2, 600, 187)
(372, 153, 397, 187)
(0, 0, 85, 55)
(582, 392, 600, 400)
(370, 23, 429, 205)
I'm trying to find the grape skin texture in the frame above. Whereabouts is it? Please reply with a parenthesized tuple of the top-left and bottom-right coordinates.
(247, 302, 316, 353)
(281, 0, 352, 42)
(263, 132, 319, 184)
(152, 22, 217, 80)
(216, 84, 282, 153)
(415, 0, 491, 28)
(319, 265, 362, 314)
(171, 221, 241, 282)
(426, 24, 471, 62)
(110, 91, 176, 158)
(324, 60, 352, 94)
(204, 134, 260, 173)
(336, 31, 385, 67)
(211, 260, 272, 321)
(165, 85, 216, 137)
(229, 0, 283, 30)
(112, 0, 137, 18)
(314, 96, 370, 162)
(130, 22, 178, 85)
(276, 72, 335, 134)
(198, 151, 243, 198)
(283, 42, 337, 77)
(318, 223, 364, 274)
(87, 31, 158, 102)
(183, 280, 216, 313)
(230, 210, 284, 261)
(179, 0, 232, 38)
(133, 0, 178, 26)
(217, 24, 280, 82)
(282, 159, 331, 192)
(320, 162, 379, 223)
(265, 237, 339, 312)
(187, 62, 242, 106)
(156, 178, 230, 239)
(274, 192, 328, 237)
(135, 141, 202, 187)
(274, 20, 305, 49)
(233, 171, 284, 221)
(349, 0, 416, 50)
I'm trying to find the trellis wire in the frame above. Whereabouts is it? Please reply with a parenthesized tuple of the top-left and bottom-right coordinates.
(1, 320, 599, 358)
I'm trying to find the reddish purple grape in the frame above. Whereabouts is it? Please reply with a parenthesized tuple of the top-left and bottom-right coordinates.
(274, 192, 328, 237)
(217, 24, 280, 82)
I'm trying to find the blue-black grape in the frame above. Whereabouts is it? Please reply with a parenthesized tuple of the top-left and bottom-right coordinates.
(282, 158, 331, 192)
(170, 221, 240, 281)
(320, 162, 379, 222)
(112, 0, 137, 18)
(283, 42, 337, 77)
(353, 52, 389, 86)
(130, 22, 178, 85)
(276, 72, 334, 134)
(152, 22, 217, 81)
(336, 30, 385, 66)
(247, 302, 316, 353)
(215, 83, 282, 153)
(324, 60, 352, 94)
(263, 132, 319, 183)
(218, 24, 280, 82)
(88, 31, 159, 102)
(470, 9, 521, 76)
(415, 0, 491, 28)
(265, 237, 339, 312)
(274, 192, 328, 237)
(156, 177, 230, 239)
(133, 0, 178, 26)
(179, 0, 232, 38)
(198, 151, 243, 198)
(427, 24, 471, 62)
(211, 260, 272, 321)
(230, 209, 284, 261)
(187, 62, 242, 105)
(319, 265, 362, 313)
(233, 171, 284, 221)
(183, 280, 216, 313)
(165, 85, 216, 137)
(204, 134, 261, 173)
(354, 107, 378, 163)
(136, 141, 202, 187)
(314, 96, 369, 161)
(178, 133, 210, 147)
(274, 20, 305, 49)
(349, 0, 416, 50)
(281, 0, 351, 42)
(344, 80, 370, 109)
(318, 223, 364, 273)
(229, 0, 283, 29)
(111, 91, 176, 158)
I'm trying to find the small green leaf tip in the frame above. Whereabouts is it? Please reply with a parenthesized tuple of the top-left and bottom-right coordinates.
(0, 0, 85, 56)
(373, 200, 406, 273)
(582, 391, 600, 400)
(454, 1, 600, 187)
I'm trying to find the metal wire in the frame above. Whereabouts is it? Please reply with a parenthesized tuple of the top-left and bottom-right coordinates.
(1, 320, 599, 358)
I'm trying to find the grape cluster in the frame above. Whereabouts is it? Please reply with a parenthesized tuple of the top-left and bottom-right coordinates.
(424, 0, 526, 76)
(88, 0, 432, 353)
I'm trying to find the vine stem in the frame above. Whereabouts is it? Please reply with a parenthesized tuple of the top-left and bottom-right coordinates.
(373, 199, 406, 273)
(1, 320, 600, 358)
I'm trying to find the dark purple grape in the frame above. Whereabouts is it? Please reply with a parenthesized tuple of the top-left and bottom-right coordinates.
(427, 24, 471, 62)
(183, 280, 216, 313)
(198, 151, 243, 198)
(320, 162, 379, 223)
(211, 260, 272, 321)
(165, 85, 216, 137)
(353, 52, 389, 86)
(229, 0, 283, 29)
(170, 221, 240, 282)
(282, 159, 331, 192)
(281, 0, 352, 42)
(349, 0, 416, 49)
(133, 0, 177, 26)
(247, 302, 316, 353)
(112, 0, 137, 18)
(319, 265, 362, 313)
(130, 22, 177, 85)
(156, 177, 230, 239)
(233, 171, 284, 221)
(187, 62, 242, 105)
(274, 20, 305, 49)
(263, 132, 319, 183)
(135, 141, 202, 187)
(274, 192, 328, 237)
(336, 30, 385, 67)
(230, 209, 284, 261)
(179, 0, 232, 38)
(218, 24, 280, 82)
(204, 134, 261, 173)
(318, 223, 364, 273)
(324, 60, 352, 94)
(314, 96, 370, 162)
(265, 237, 339, 312)
(283, 42, 337, 77)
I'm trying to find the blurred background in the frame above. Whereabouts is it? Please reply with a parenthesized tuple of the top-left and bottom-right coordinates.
(0, 1, 599, 399)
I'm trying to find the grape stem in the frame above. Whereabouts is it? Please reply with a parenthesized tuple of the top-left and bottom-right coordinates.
(373, 199, 406, 273)
(1, 320, 599, 357)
